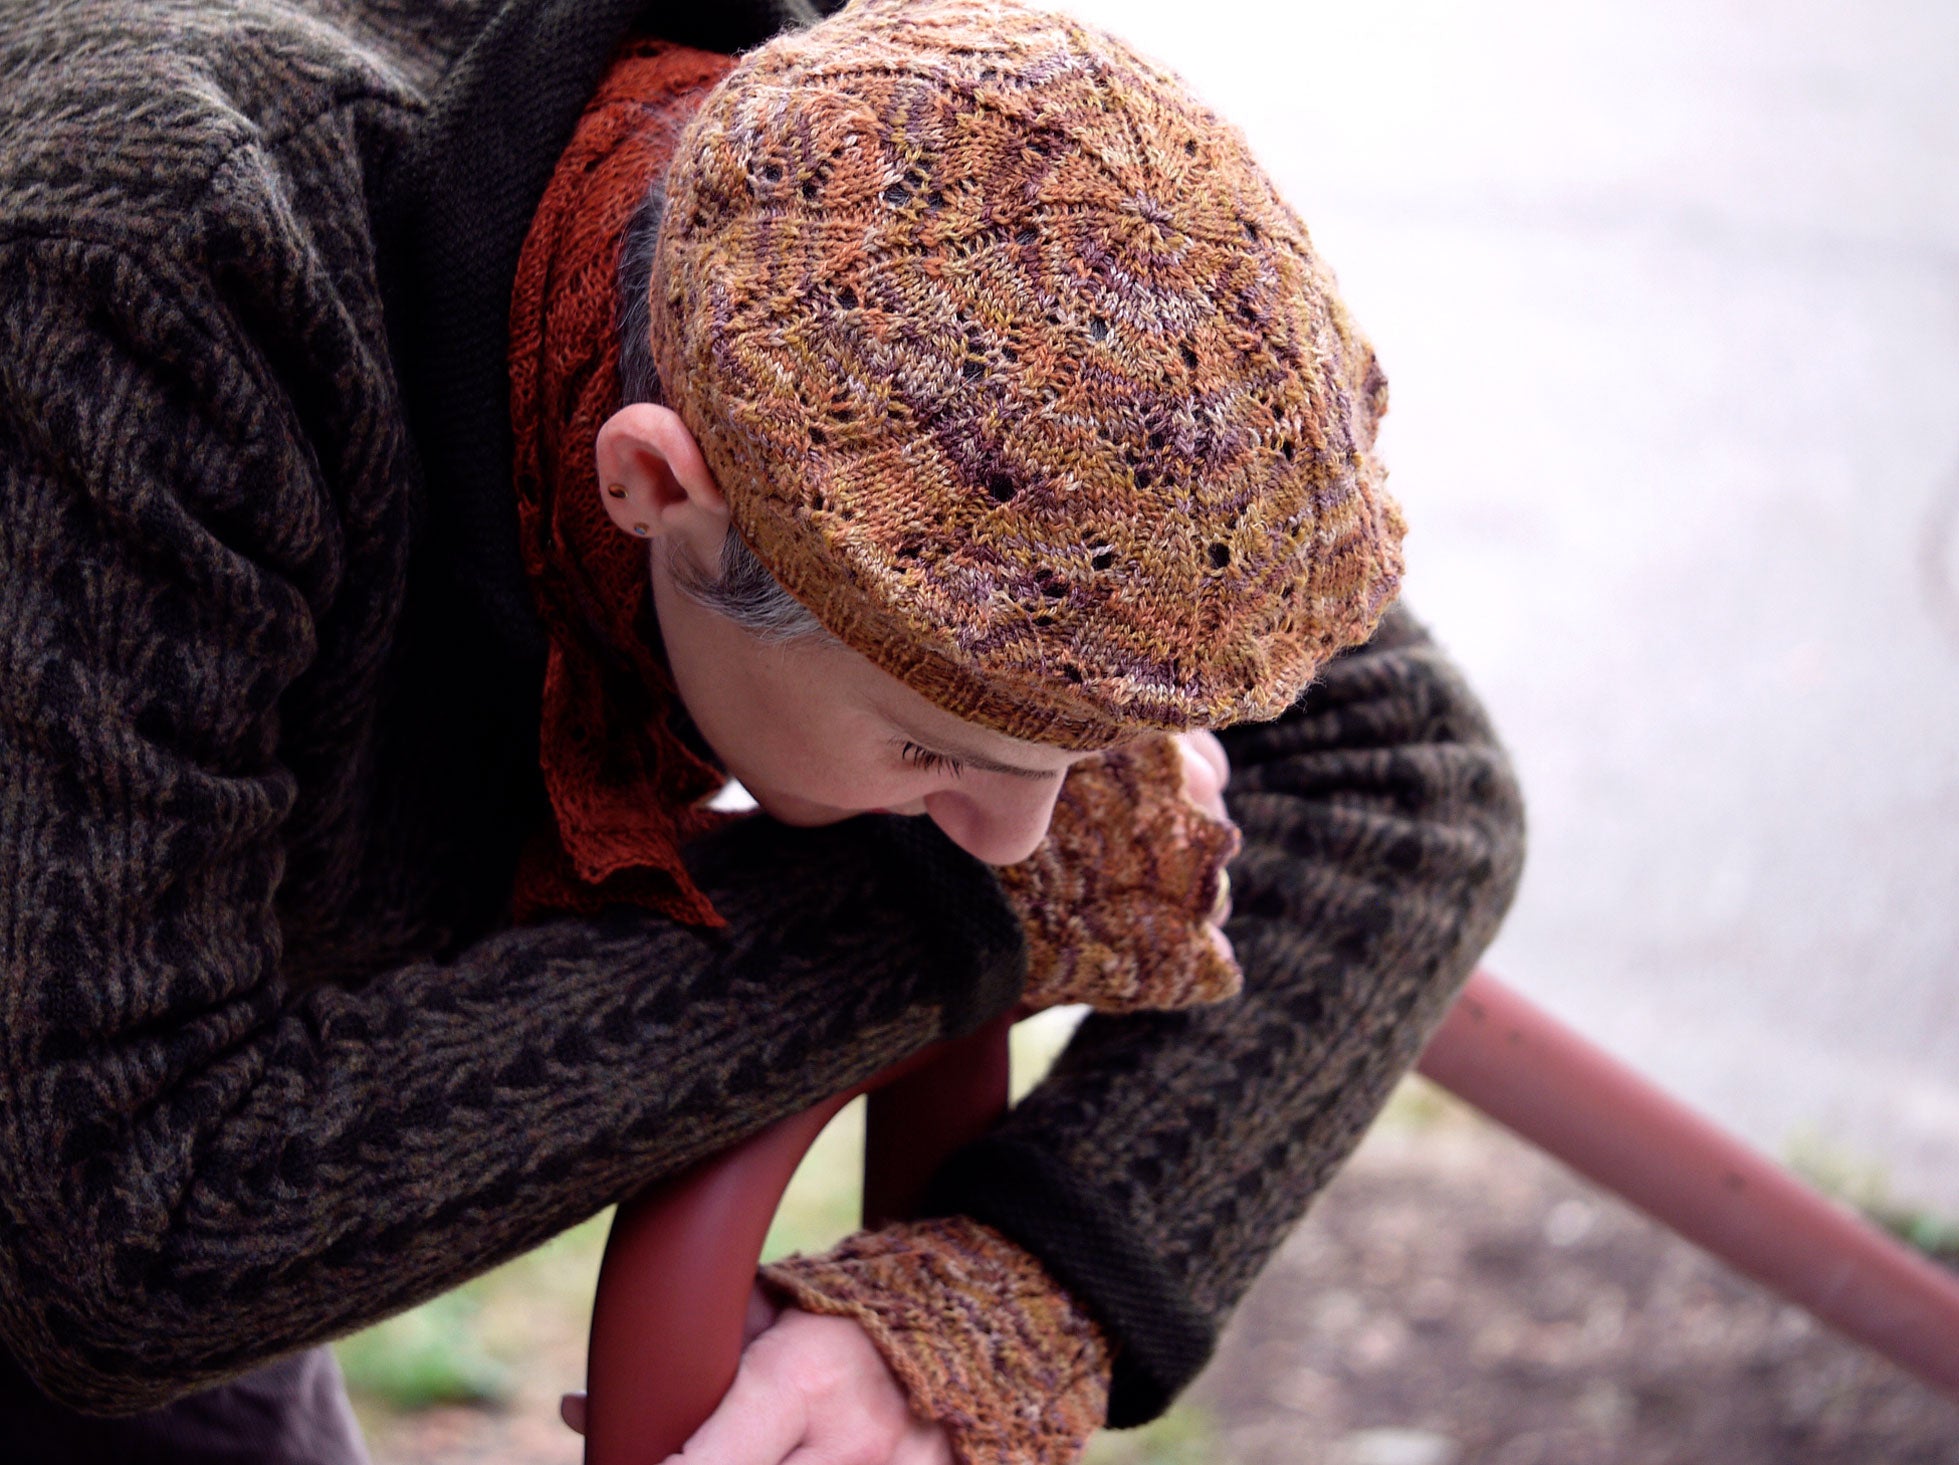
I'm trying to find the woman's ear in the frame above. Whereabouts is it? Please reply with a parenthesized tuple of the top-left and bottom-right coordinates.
(593, 403, 730, 547)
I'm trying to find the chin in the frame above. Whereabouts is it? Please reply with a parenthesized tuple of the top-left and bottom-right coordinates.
(743, 786, 854, 828)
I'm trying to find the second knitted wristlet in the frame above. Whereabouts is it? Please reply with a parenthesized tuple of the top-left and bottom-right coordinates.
(759, 1216, 1113, 1465)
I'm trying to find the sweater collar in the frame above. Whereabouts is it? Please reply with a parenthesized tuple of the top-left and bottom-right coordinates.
(376, 0, 845, 670)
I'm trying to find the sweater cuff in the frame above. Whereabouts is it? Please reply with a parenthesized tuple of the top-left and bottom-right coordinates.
(758, 1216, 1111, 1463)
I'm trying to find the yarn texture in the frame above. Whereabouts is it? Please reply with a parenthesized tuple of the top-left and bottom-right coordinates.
(508, 39, 743, 929)
(760, 1217, 1112, 1465)
(1003, 734, 1244, 1013)
(0, 0, 1526, 1445)
(652, 0, 1406, 750)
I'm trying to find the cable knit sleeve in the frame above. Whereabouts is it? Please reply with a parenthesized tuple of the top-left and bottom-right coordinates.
(920, 602, 1526, 1426)
(0, 233, 1025, 1415)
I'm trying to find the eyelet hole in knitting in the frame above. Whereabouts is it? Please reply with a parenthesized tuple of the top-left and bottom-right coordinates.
(1033, 613, 1054, 627)
(1180, 343, 1200, 371)
(1090, 547, 1115, 572)
(987, 474, 1017, 503)
(1062, 664, 1085, 685)
(1184, 139, 1198, 157)
(1208, 543, 1231, 570)
(897, 542, 923, 560)
(836, 284, 858, 309)
(1280, 439, 1296, 462)
(760, 162, 783, 183)
(962, 358, 984, 382)
(1015, 225, 1038, 247)
(1089, 317, 1110, 343)
(883, 183, 910, 206)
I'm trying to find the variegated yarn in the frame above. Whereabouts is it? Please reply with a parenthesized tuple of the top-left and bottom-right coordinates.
(651, 0, 1404, 749)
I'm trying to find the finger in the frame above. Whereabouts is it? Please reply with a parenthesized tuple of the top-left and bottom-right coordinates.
(560, 1392, 587, 1436)
(1209, 867, 1233, 925)
(779, 1417, 953, 1465)
(1206, 922, 1235, 967)
(1183, 728, 1230, 788)
(1177, 738, 1228, 823)
(743, 1279, 783, 1348)
(670, 1353, 807, 1465)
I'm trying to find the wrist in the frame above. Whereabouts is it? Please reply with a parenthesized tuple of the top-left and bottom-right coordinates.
(759, 1216, 1111, 1464)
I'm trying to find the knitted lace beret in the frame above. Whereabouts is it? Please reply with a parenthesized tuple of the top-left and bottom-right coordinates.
(649, 0, 1403, 749)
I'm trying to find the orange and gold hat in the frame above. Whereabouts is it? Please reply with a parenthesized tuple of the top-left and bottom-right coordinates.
(650, 0, 1404, 749)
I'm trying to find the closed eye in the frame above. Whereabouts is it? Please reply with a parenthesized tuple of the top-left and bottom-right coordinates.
(899, 740, 966, 778)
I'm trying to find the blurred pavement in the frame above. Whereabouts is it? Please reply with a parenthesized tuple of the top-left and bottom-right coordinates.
(1058, 0, 1959, 1210)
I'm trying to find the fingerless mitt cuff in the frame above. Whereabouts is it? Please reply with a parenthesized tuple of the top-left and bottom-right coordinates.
(918, 1134, 1215, 1428)
(758, 1215, 1111, 1464)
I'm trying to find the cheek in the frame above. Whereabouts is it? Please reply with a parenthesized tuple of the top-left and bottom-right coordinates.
(740, 706, 920, 810)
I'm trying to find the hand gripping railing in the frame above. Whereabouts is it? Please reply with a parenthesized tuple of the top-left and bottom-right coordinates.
(581, 973, 1959, 1463)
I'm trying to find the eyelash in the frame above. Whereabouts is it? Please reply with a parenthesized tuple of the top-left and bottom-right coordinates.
(900, 741, 966, 778)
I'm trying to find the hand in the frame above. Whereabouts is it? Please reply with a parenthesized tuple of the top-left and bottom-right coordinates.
(1001, 728, 1243, 1013)
(1174, 729, 1235, 961)
(559, 1283, 953, 1464)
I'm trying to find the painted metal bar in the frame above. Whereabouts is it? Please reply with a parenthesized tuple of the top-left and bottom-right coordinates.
(1417, 969, 1959, 1396)
(584, 968, 1959, 1463)
(583, 1008, 1018, 1464)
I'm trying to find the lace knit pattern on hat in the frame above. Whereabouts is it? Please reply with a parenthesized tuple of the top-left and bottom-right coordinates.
(652, 0, 1405, 750)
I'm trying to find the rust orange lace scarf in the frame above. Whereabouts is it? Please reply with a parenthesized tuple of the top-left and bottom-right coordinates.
(506, 39, 740, 928)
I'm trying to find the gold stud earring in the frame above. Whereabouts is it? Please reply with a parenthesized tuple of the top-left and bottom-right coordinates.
(605, 483, 628, 499)
(632, 523, 651, 536)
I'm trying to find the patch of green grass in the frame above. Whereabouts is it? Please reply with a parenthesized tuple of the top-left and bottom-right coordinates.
(1374, 1074, 1467, 1132)
(335, 1209, 612, 1412)
(335, 1289, 512, 1410)
(1085, 1403, 1224, 1464)
(1785, 1127, 1959, 1265)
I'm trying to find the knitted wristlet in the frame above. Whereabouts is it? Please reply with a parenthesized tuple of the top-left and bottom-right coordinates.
(999, 734, 1244, 1013)
(758, 1216, 1112, 1464)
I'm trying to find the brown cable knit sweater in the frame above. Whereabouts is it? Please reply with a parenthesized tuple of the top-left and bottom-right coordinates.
(0, 0, 1525, 1431)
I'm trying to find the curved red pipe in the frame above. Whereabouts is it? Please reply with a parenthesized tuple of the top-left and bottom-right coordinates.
(582, 1009, 1015, 1464)
(584, 972, 1959, 1461)
(1417, 970, 1959, 1396)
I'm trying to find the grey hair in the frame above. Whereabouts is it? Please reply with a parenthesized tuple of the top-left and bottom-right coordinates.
(617, 178, 837, 649)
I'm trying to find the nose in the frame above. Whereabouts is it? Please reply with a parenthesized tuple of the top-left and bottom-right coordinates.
(921, 775, 1066, 866)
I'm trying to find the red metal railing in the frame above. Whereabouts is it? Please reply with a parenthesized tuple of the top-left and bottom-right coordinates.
(582, 973, 1959, 1463)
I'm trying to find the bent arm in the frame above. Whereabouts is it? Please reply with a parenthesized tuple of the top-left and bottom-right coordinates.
(0, 236, 1022, 1415)
(921, 602, 1527, 1425)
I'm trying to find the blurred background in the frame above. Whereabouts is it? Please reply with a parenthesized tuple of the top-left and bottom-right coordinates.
(1066, 0, 1959, 1215)
(344, 1, 1959, 1459)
